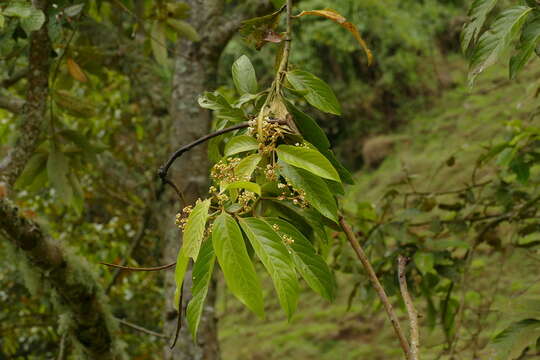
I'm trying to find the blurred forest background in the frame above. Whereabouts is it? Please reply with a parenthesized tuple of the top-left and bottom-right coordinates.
(3, 0, 540, 359)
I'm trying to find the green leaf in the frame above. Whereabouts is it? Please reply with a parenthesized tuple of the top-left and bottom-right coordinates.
(151, 20, 168, 66)
(186, 240, 215, 341)
(468, 6, 533, 86)
(20, 8, 45, 34)
(234, 153, 262, 181)
(15, 152, 47, 189)
(285, 101, 330, 150)
(223, 181, 261, 195)
(232, 55, 258, 95)
(64, 4, 85, 17)
(69, 173, 84, 215)
(3, 1, 32, 18)
(320, 148, 354, 184)
(286, 70, 341, 115)
(277, 145, 340, 182)
(174, 247, 190, 310)
(183, 199, 211, 260)
(510, 12, 540, 79)
(266, 218, 335, 301)
(414, 252, 435, 275)
(461, 0, 499, 52)
(224, 135, 258, 157)
(278, 161, 338, 222)
(47, 149, 73, 205)
(238, 217, 299, 320)
(212, 213, 264, 317)
(198, 92, 245, 122)
(491, 319, 540, 360)
(166, 19, 200, 41)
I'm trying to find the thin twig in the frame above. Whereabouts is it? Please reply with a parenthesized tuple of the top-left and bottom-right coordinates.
(339, 216, 411, 359)
(100, 261, 176, 272)
(117, 318, 168, 338)
(169, 281, 184, 349)
(398, 255, 419, 360)
(158, 119, 286, 181)
(105, 208, 152, 293)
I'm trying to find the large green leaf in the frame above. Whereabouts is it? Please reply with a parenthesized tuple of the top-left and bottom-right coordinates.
(286, 70, 341, 115)
(3, 1, 32, 17)
(266, 218, 335, 301)
(212, 213, 264, 317)
(286, 101, 330, 150)
(491, 319, 540, 360)
(173, 247, 190, 310)
(238, 217, 299, 320)
(234, 153, 262, 180)
(224, 135, 258, 157)
(232, 55, 258, 95)
(47, 149, 73, 205)
(461, 0, 499, 52)
(277, 145, 340, 182)
(186, 240, 215, 340)
(278, 161, 338, 223)
(183, 199, 211, 260)
(320, 148, 354, 185)
(468, 6, 533, 85)
(510, 11, 540, 79)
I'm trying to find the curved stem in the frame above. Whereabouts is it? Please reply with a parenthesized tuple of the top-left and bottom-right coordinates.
(339, 216, 411, 359)
(399, 255, 419, 360)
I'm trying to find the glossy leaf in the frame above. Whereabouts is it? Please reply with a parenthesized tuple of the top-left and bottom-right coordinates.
(224, 135, 258, 156)
(468, 6, 532, 85)
(239, 217, 299, 320)
(510, 12, 540, 79)
(212, 213, 264, 317)
(186, 240, 215, 340)
(277, 145, 340, 182)
(198, 92, 245, 122)
(286, 70, 341, 115)
(461, 0, 499, 52)
(286, 101, 330, 150)
(183, 199, 211, 260)
(234, 153, 262, 180)
(15, 153, 47, 189)
(232, 55, 258, 95)
(278, 161, 338, 222)
(223, 181, 261, 195)
(267, 218, 335, 301)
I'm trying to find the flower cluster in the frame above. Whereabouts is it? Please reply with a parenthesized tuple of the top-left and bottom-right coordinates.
(276, 181, 308, 208)
(256, 117, 285, 155)
(175, 205, 193, 231)
(211, 158, 241, 183)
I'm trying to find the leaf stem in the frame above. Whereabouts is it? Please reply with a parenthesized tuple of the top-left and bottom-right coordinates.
(398, 255, 420, 360)
(339, 216, 411, 359)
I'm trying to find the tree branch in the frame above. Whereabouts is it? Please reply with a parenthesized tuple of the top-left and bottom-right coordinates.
(0, 0, 51, 190)
(339, 216, 411, 359)
(0, 94, 25, 113)
(398, 255, 419, 360)
(0, 198, 120, 358)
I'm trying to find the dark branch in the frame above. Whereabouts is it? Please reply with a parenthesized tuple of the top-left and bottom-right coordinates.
(117, 318, 168, 339)
(158, 119, 286, 182)
(101, 261, 176, 272)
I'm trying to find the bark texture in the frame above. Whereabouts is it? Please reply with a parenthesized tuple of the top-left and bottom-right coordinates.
(0, 0, 51, 189)
(0, 199, 120, 359)
(161, 1, 271, 359)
